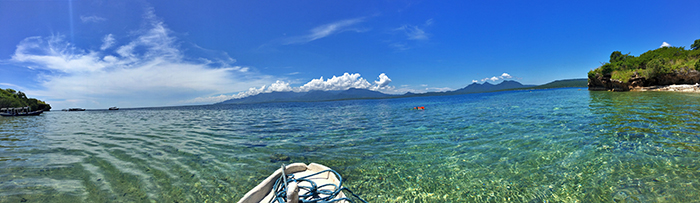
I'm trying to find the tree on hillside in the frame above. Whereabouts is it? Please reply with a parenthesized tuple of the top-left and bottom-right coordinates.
(609, 51, 631, 63)
(692, 39, 700, 51)
(610, 51, 623, 63)
(16, 91, 27, 99)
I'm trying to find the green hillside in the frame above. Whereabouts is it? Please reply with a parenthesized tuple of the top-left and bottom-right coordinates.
(0, 88, 51, 111)
(588, 39, 700, 83)
(531, 79, 588, 89)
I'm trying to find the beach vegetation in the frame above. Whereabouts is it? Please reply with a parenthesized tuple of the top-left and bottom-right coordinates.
(0, 88, 51, 111)
(588, 39, 700, 83)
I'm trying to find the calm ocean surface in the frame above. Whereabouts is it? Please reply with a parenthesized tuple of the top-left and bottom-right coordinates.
(1, 88, 700, 202)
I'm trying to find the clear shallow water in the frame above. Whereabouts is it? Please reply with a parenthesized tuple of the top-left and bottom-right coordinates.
(1, 88, 699, 202)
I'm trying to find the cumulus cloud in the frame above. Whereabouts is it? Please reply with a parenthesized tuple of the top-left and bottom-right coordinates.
(477, 72, 514, 83)
(80, 15, 106, 23)
(267, 80, 293, 92)
(10, 9, 272, 109)
(298, 73, 372, 91)
(189, 73, 394, 103)
(374, 73, 392, 88)
(500, 73, 512, 79)
(660, 42, 671, 48)
(284, 18, 366, 45)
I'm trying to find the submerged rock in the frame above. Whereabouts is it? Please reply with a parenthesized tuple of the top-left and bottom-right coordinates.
(270, 154, 290, 162)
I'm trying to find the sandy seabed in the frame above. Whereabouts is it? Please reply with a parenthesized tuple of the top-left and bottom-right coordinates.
(634, 83, 700, 92)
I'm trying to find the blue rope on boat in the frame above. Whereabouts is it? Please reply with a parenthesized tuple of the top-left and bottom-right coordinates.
(270, 166, 368, 203)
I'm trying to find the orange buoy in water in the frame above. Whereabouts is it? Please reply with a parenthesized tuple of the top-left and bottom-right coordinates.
(413, 106, 425, 110)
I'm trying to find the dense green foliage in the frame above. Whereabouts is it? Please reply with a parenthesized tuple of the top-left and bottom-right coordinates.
(588, 39, 700, 83)
(0, 88, 51, 111)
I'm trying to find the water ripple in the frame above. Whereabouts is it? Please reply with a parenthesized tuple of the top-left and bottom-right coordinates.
(1, 89, 700, 202)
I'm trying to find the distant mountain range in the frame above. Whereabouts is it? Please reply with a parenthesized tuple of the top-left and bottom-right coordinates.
(218, 79, 588, 105)
(219, 88, 393, 104)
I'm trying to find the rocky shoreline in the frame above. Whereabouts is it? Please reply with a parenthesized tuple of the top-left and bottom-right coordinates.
(588, 69, 700, 92)
(634, 84, 700, 92)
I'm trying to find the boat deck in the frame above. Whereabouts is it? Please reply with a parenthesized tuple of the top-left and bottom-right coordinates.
(238, 163, 347, 203)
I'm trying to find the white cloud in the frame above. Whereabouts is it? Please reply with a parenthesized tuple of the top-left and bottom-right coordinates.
(268, 80, 294, 92)
(425, 19, 434, 26)
(660, 42, 671, 48)
(0, 83, 25, 90)
(12, 35, 109, 73)
(100, 34, 115, 50)
(477, 72, 515, 83)
(284, 18, 365, 45)
(374, 73, 392, 88)
(395, 25, 427, 40)
(10, 10, 273, 109)
(80, 15, 106, 23)
(394, 19, 433, 40)
(189, 73, 395, 103)
(232, 66, 249, 73)
(425, 87, 452, 92)
(299, 73, 373, 91)
(500, 73, 512, 79)
(388, 19, 432, 50)
(392, 85, 452, 94)
(353, 82, 454, 95)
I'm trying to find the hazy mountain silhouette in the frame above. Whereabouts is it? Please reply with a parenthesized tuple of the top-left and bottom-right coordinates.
(219, 88, 393, 104)
(218, 79, 586, 104)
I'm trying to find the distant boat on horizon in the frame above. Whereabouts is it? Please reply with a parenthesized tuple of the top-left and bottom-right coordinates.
(109, 107, 119, 110)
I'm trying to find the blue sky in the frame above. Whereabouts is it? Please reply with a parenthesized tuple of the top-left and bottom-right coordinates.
(1, 0, 698, 109)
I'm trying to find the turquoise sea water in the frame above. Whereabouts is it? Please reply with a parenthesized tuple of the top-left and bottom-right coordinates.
(1, 88, 700, 202)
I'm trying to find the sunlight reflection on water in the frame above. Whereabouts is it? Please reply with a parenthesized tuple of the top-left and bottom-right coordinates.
(1, 88, 699, 202)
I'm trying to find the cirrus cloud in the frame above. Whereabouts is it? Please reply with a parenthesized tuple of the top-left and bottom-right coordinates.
(100, 34, 116, 50)
(283, 17, 367, 45)
(9, 9, 273, 109)
(394, 19, 433, 40)
(80, 15, 106, 23)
